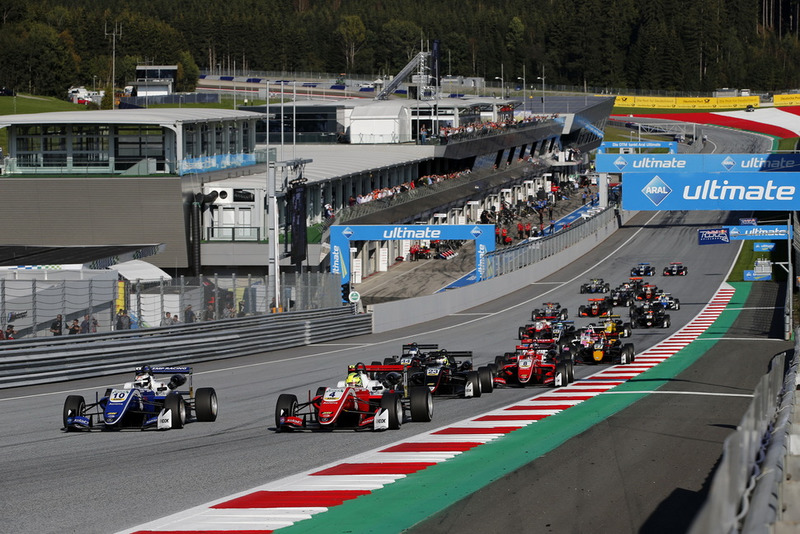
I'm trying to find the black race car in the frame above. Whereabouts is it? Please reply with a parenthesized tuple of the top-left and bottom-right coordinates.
(580, 278, 610, 294)
(630, 302, 671, 328)
(635, 284, 660, 301)
(578, 298, 614, 317)
(531, 302, 568, 321)
(572, 325, 635, 365)
(662, 262, 688, 276)
(385, 346, 493, 398)
(630, 262, 656, 276)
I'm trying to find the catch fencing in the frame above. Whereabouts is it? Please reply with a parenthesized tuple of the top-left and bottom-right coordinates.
(0, 271, 341, 339)
(689, 340, 798, 533)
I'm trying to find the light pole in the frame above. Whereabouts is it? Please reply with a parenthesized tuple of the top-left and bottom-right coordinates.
(92, 75, 97, 93)
(537, 65, 546, 114)
(494, 64, 504, 98)
(517, 65, 526, 113)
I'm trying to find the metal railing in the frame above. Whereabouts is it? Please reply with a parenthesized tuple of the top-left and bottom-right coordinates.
(689, 340, 798, 533)
(0, 305, 371, 389)
(482, 207, 614, 279)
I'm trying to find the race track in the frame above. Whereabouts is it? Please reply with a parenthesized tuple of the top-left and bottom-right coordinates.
(1, 208, 755, 533)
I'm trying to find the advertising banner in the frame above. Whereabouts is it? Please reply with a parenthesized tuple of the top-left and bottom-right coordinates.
(739, 218, 758, 225)
(743, 270, 772, 281)
(597, 141, 677, 154)
(622, 173, 799, 211)
(754, 243, 776, 251)
(597, 153, 800, 173)
(330, 224, 495, 284)
(698, 228, 730, 245)
(725, 225, 792, 240)
(773, 94, 800, 106)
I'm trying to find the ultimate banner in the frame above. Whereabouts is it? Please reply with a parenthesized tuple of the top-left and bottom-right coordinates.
(622, 172, 799, 211)
(596, 153, 800, 174)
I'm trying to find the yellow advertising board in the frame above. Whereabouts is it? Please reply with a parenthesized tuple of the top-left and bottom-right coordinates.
(773, 94, 800, 106)
(614, 95, 760, 109)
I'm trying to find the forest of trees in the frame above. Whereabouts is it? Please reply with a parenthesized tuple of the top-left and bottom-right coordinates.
(1, 0, 800, 98)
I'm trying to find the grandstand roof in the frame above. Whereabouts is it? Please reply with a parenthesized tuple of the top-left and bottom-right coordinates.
(0, 108, 265, 128)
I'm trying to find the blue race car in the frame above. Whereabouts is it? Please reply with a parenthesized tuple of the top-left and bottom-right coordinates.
(62, 365, 218, 431)
(630, 262, 656, 276)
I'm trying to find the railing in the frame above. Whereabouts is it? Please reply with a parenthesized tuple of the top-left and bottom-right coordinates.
(688, 340, 798, 533)
(482, 207, 614, 279)
(0, 305, 371, 389)
(206, 226, 261, 241)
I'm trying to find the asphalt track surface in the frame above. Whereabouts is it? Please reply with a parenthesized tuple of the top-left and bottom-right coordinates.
(2, 207, 781, 534)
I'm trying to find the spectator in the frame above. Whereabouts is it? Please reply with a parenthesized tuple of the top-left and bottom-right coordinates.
(202, 303, 215, 321)
(115, 309, 131, 330)
(5, 324, 17, 339)
(50, 314, 64, 336)
(80, 314, 98, 334)
(67, 320, 80, 335)
(184, 305, 196, 323)
(171, 313, 180, 325)
(222, 303, 236, 319)
(160, 311, 173, 326)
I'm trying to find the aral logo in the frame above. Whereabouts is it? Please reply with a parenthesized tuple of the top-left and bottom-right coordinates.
(721, 156, 736, 171)
(614, 156, 628, 171)
(642, 175, 672, 206)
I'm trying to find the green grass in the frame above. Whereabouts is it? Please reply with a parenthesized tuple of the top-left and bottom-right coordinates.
(0, 94, 88, 152)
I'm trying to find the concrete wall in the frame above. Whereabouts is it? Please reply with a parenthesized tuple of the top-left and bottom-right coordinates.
(371, 209, 637, 333)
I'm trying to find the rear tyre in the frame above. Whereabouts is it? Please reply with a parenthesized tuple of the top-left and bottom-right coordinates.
(164, 392, 186, 429)
(383, 357, 396, 364)
(553, 362, 567, 388)
(518, 326, 526, 340)
(195, 387, 218, 422)
(566, 359, 575, 383)
(478, 366, 494, 393)
(410, 387, 433, 422)
(621, 343, 635, 364)
(487, 363, 498, 377)
(380, 392, 402, 429)
(663, 315, 671, 328)
(466, 371, 481, 397)
(674, 300, 681, 310)
(275, 393, 298, 431)
(494, 355, 506, 367)
(622, 322, 632, 337)
(63, 395, 85, 430)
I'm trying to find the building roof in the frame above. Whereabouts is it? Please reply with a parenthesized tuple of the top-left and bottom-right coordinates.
(0, 108, 266, 128)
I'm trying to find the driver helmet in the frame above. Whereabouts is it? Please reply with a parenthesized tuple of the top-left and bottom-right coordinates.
(534, 321, 545, 331)
(345, 372, 362, 387)
(134, 368, 152, 388)
(605, 322, 614, 333)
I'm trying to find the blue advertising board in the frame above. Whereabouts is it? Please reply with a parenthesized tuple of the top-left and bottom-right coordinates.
(597, 141, 677, 154)
(743, 270, 772, 281)
(330, 225, 496, 284)
(698, 228, 730, 245)
(754, 243, 776, 251)
(725, 225, 792, 240)
(622, 173, 800, 211)
(596, 153, 800, 174)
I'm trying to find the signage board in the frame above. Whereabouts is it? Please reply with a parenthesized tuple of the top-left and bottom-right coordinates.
(743, 270, 772, 281)
(698, 228, 730, 245)
(739, 218, 758, 226)
(597, 141, 677, 154)
(754, 243, 776, 251)
(330, 225, 495, 284)
(597, 153, 800, 174)
(622, 173, 799, 211)
(725, 225, 792, 240)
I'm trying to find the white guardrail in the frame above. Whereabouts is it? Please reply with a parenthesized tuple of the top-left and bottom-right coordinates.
(689, 330, 799, 533)
(0, 306, 371, 389)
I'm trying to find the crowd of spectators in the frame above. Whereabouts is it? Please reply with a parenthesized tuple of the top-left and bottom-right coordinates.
(434, 114, 560, 145)
(345, 168, 472, 207)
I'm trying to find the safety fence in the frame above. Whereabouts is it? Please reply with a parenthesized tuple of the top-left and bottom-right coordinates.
(689, 338, 798, 533)
(0, 305, 370, 389)
(482, 206, 614, 279)
(0, 272, 341, 339)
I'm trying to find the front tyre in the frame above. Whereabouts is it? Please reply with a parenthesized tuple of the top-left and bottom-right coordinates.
(275, 393, 298, 431)
(63, 395, 85, 430)
(164, 392, 186, 429)
(380, 392, 403, 429)
(466, 371, 482, 397)
(478, 366, 494, 393)
(195, 388, 218, 422)
(410, 387, 433, 422)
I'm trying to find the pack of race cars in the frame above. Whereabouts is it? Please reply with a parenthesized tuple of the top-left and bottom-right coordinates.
(61, 261, 686, 435)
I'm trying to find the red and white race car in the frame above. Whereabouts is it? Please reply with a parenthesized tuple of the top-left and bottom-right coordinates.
(274, 362, 433, 432)
(493, 340, 573, 388)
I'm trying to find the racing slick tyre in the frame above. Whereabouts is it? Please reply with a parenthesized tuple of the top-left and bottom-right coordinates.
(195, 387, 218, 422)
(518, 326, 526, 340)
(487, 363, 499, 377)
(604, 284, 610, 293)
(409, 387, 434, 422)
(580, 286, 586, 294)
(275, 393, 299, 431)
(383, 357, 397, 364)
(531, 309, 540, 321)
(63, 395, 85, 430)
(578, 305, 586, 316)
(371, 361, 381, 366)
(164, 392, 187, 429)
(622, 322, 632, 337)
(561, 309, 569, 320)
(663, 315, 671, 328)
(674, 300, 681, 310)
(566, 359, 575, 383)
(621, 344, 635, 364)
(553, 362, 568, 388)
(494, 355, 506, 367)
(380, 392, 403, 429)
(466, 371, 482, 397)
(478, 366, 494, 393)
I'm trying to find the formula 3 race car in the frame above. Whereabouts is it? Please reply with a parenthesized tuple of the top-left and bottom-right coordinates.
(572, 325, 635, 365)
(662, 262, 688, 276)
(630, 302, 671, 328)
(384, 347, 493, 398)
(493, 341, 573, 388)
(630, 262, 656, 276)
(531, 302, 569, 321)
(580, 278, 610, 294)
(62, 365, 218, 431)
(578, 298, 614, 317)
(274, 362, 434, 432)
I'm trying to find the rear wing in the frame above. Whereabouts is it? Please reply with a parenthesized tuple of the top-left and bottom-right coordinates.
(588, 298, 605, 302)
(402, 343, 438, 354)
(438, 350, 473, 362)
(135, 365, 192, 375)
